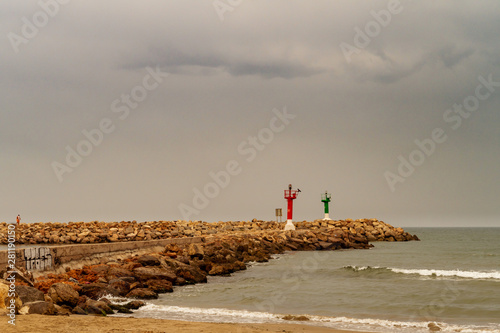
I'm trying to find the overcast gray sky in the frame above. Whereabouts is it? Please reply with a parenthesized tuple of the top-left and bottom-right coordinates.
(1, 1, 499, 227)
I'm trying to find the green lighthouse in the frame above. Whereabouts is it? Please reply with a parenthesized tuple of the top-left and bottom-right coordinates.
(321, 191, 332, 220)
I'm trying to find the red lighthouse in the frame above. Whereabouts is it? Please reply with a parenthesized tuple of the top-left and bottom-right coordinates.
(284, 184, 300, 230)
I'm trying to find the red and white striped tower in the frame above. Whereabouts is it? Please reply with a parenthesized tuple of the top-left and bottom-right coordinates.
(284, 184, 300, 230)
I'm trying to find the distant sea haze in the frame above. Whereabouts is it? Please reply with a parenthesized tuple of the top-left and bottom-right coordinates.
(112, 227, 500, 333)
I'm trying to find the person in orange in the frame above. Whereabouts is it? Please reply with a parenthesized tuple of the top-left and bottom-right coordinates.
(16, 214, 21, 225)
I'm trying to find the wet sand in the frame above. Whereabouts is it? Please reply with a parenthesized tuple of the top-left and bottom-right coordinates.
(0, 314, 373, 333)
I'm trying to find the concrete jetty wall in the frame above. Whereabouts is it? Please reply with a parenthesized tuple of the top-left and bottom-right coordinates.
(0, 237, 203, 277)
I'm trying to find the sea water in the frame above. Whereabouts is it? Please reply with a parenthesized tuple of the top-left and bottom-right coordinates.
(114, 227, 500, 332)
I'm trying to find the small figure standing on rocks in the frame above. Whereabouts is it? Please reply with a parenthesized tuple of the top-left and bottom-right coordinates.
(16, 214, 21, 225)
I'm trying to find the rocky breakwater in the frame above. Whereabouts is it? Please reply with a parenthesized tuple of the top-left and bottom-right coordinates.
(0, 219, 418, 245)
(1, 223, 419, 317)
(295, 218, 418, 242)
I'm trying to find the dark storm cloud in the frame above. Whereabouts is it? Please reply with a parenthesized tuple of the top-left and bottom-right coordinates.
(435, 46, 475, 69)
(353, 45, 475, 84)
(122, 46, 324, 79)
(226, 61, 322, 79)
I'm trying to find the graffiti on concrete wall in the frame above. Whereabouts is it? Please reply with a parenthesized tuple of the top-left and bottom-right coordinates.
(24, 247, 52, 271)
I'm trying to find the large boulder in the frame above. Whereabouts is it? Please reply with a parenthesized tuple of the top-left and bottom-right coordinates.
(187, 243, 204, 259)
(16, 285, 45, 304)
(125, 288, 158, 299)
(366, 233, 377, 242)
(80, 283, 121, 300)
(164, 243, 182, 254)
(118, 276, 136, 284)
(133, 267, 176, 282)
(54, 304, 72, 316)
(108, 279, 131, 296)
(84, 304, 107, 316)
(83, 299, 114, 315)
(106, 266, 135, 280)
(77, 295, 89, 307)
(351, 235, 368, 244)
(144, 279, 173, 293)
(72, 306, 87, 315)
(74, 296, 106, 316)
(0, 281, 22, 313)
(162, 258, 207, 284)
(47, 283, 79, 307)
(108, 303, 133, 314)
(90, 265, 110, 276)
(327, 237, 345, 247)
(107, 234, 119, 242)
(207, 260, 246, 276)
(317, 241, 334, 250)
(124, 300, 145, 310)
(137, 255, 161, 266)
(19, 301, 57, 315)
(0, 282, 9, 309)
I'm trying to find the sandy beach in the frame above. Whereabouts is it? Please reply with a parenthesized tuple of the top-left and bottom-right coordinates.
(0, 315, 372, 333)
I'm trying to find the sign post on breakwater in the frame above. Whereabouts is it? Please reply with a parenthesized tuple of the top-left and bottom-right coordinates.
(275, 208, 282, 222)
(321, 191, 332, 220)
(284, 184, 300, 231)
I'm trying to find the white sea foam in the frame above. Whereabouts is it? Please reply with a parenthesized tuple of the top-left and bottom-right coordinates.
(98, 295, 132, 305)
(390, 268, 500, 280)
(346, 265, 500, 280)
(125, 304, 500, 333)
(133, 304, 279, 323)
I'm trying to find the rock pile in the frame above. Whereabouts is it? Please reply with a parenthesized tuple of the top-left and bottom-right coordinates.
(295, 219, 418, 242)
(0, 219, 418, 245)
(1, 222, 419, 317)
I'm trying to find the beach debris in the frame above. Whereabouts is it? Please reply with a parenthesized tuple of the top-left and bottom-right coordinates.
(428, 322, 442, 331)
(282, 315, 310, 321)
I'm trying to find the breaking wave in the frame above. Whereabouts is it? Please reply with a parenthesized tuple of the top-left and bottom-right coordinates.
(344, 266, 500, 280)
(116, 304, 500, 333)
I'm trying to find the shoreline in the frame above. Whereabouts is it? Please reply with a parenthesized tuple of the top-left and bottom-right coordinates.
(1, 314, 374, 333)
(0, 220, 419, 332)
